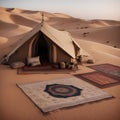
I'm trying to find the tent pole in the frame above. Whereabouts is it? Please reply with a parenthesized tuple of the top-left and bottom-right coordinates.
(41, 12, 44, 25)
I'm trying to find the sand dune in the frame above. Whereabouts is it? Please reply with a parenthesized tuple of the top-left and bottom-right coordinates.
(54, 13, 73, 18)
(0, 20, 18, 31)
(10, 8, 49, 23)
(90, 20, 120, 27)
(0, 37, 8, 44)
(0, 20, 31, 37)
(76, 38, 120, 57)
(48, 18, 90, 31)
(10, 14, 38, 27)
(0, 10, 14, 23)
(84, 26, 120, 48)
(6, 7, 23, 13)
(21, 9, 39, 14)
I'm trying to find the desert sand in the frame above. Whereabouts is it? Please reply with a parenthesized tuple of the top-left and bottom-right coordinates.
(0, 7, 120, 120)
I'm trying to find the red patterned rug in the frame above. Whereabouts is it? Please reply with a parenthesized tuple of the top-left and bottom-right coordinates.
(88, 64, 120, 80)
(74, 71, 120, 88)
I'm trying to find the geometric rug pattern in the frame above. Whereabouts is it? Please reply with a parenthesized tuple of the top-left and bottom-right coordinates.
(88, 64, 120, 80)
(74, 72, 120, 88)
(44, 84, 82, 98)
(17, 77, 112, 112)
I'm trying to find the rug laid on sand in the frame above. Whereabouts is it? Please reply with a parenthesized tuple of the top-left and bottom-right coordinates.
(74, 72, 120, 88)
(88, 64, 120, 80)
(17, 65, 71, 74)
(17, 77, 112, 112)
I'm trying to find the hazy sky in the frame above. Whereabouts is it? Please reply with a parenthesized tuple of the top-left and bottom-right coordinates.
(0, 0, 120, 20)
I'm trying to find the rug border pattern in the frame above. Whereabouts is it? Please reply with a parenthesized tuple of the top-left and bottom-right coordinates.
(88, 63, 120, 80)
(74, 71, 120, 88)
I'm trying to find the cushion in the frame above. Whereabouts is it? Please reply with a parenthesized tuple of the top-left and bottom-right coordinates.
(10, 62, 25, 69)
(59, 62, 66, 69)
(27, 56, 41, 66)
(87, 59, 94, 64)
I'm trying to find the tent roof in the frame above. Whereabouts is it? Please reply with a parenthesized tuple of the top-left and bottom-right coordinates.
(41, 23, 80, 58)
(0, 22, 80, 63)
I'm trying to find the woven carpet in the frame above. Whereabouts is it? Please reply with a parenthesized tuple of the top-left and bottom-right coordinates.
(74, 72, 120, 88)
(17, 65, 71, 74)
(88, 64, 120, 80)
(17, 77, 112, 112)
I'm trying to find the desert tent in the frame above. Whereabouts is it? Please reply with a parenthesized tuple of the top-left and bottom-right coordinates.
(0, 22, 80, 65)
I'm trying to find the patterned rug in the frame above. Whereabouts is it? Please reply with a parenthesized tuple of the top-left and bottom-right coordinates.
(44, 84, 82, 98)
(74, 72, 120, 88)
(88, 64, 120, 80)
(17, 77, 112, 112)
(17, 65, 71, 74)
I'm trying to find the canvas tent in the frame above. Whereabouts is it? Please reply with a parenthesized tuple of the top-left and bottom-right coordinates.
(0, 22, 80, 65)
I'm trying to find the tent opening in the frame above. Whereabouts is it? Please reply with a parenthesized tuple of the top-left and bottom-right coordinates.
(32, 33, 51, 65)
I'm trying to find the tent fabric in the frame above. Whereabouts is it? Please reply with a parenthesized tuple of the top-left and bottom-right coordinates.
(0, 22, 80, 64)
(0, 24, 42, 63)
(41, 23, 79, 58)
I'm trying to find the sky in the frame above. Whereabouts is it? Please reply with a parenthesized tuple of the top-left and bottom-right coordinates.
(0, 0, 120, 20)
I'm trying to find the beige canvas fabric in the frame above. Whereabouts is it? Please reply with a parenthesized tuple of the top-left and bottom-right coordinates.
(41, 23, 79, 58)
(0, 23, 80, 63)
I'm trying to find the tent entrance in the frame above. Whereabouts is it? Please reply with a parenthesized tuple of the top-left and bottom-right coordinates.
(32, 33, 51, 65)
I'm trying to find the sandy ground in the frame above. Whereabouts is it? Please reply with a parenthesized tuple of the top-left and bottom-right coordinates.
(0, 7, 120, 120)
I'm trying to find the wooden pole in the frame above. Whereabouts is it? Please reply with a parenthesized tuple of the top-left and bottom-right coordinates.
(41, 12, 44, 24)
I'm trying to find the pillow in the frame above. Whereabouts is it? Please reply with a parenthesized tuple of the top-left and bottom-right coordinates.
(27, 56, 41, 66)
(10, 62, 25, 69)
